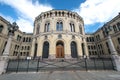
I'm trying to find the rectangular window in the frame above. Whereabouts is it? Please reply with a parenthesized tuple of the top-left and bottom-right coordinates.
(20, 52, 22, 56)
(88, 46, 90, 49)
(89, 51, 91, 55)
(28, 46, 30, 50)
(23, 37, 25, 42)
(92, 37, 94, 42)
(0, 25, 3, 33)
(118, 38, 120, 44)
(27, 52, 29, 56)
(29, 38, 31, 42)
(91, 46, 93, 50)
(92, 51, 94, 55)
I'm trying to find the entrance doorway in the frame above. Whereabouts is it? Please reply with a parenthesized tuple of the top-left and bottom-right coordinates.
(56, 41, 64, 58)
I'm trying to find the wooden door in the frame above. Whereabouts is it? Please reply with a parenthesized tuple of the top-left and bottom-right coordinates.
(56, 45, 64, 58)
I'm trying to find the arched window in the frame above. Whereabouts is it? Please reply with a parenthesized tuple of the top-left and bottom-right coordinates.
(62, 12, 64, 16)
(70, 23, 75, 32)
(44, 14, 46, 18)
(23, 37, 25, 42)
(67, 12, 69, 17)
(118, 38, 120, 44)
(47, 13, 49, 17)
(79, 24, 82, 34)
(17, 35, 19, 41)
(42, 41, 49, 58)
(55, 12, 57, 16)
(26, 37, 28, 42)
(36, 24, 40, 34)
(59, 12, 61, 16)
(15, 45, 17, 50)
(113, 25, 117, 32)
(86, 37, 89, 42)
(44, 22, 50, 32)
(71, 41, 78, 58)
(0, 25, 3, 33)
(73, 14, 75, 19)
(117, 22, 120, 31)
(56, 21, 63, 31)
(50, 12, 52, 17)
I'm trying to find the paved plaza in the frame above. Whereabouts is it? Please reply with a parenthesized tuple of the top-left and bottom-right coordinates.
(0, 71, 120, 80)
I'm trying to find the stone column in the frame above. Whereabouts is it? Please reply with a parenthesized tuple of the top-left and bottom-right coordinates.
(49, 41, 56, 59)
(65, 41, 71, 59)
(30, 38, 36, 57)
(83, 38, 89, 57)
(0, 22, 18, 74)
(0, 57, 8, 74)
(107, 36, 120, 71)
(2, 35, 12, 56)
(77, 41, 82, 57)
(0, 35, 12, 74)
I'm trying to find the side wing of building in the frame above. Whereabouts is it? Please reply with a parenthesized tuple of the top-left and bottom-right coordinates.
(0, 16, 33, 59)
(86, 13, 120, 58)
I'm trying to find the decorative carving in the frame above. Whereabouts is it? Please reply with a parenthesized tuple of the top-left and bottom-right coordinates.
(58, 34, 62, 39)
(45, 35, 48, 39)
(72, 35, 75, 39)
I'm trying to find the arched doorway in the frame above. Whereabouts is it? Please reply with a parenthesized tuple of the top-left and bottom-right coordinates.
(42, 41, 49, 58)
(71, 41, 78, 58)
(56, 41, 64, 58)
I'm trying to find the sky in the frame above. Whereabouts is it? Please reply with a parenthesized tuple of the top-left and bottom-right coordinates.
(0, 0, 120, 33)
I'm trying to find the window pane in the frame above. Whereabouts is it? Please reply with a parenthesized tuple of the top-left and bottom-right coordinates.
(47, 23, 50, 32)
(73, 24, 75, 32)
(57, 22, 59, 31)
(59, 22, 63, 31)
(71, 41, 78, 58)
(0, 25, 3, 33)
(42, 42, 49, 58)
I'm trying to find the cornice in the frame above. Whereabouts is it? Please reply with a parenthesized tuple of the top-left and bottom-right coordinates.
(32, 30, 85, 39)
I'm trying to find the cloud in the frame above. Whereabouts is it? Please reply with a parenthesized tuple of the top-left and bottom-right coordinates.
(74, 0, 120, 25)
(16, 17, 33, 33)
(0, 13, 14, 23)
(0, 0, 53, 32)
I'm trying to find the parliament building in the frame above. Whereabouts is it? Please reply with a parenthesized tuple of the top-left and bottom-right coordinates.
(0, 10, 120, 59)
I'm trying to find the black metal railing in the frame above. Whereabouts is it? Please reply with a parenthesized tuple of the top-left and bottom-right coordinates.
(6, 57, 115, 73)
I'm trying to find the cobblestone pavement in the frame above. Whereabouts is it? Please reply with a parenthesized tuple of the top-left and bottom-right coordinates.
(0, 71, 120, 80)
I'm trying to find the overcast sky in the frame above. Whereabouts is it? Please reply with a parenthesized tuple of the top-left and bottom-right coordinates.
(0, 0, 120, 33)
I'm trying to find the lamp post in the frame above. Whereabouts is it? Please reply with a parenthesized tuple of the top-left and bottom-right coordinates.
(0, 22, 19, 74)
(102, 25, 120, 71)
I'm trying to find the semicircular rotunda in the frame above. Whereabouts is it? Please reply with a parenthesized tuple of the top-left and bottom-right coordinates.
(31, 10, 89, 59)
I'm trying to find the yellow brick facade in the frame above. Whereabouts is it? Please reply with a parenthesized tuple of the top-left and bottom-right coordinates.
(0, 16, 32, 59)
(31, 10, 87, 59)
(0, 10, 120, 59)
(86, 13, 120, 57)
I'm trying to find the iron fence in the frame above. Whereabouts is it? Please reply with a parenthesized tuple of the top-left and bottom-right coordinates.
(6, 57, 115, 73)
